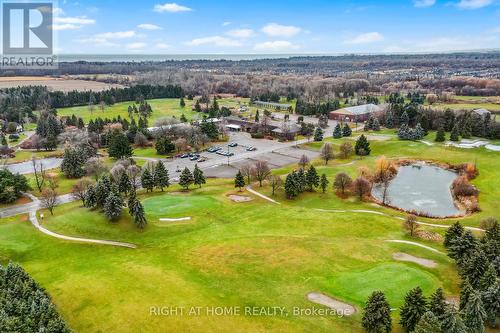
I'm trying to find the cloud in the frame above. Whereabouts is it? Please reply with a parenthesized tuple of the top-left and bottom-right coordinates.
(138, 23, 162, 30)
(52, 16, 95, 30)
(155, 43, 170, 49)
(127, 42, 147, 50)
(185, 36, 242, 47)
(95, 31, 136, 39)
(52, 24, 82, 30)
(226, 29, 254, 38)
(457, 0, 493, 9)
(253, 40, 299, 52)
(413, 0, 436, 7)
(261, 23, 301, 37)
(53, 7, 64, 15)
(154, 3, 192, 12)
(344, 32, 384, 44)
(77, 37, 119, 47)
(54, 16, 96, 25)
(493, 27, 500, 33)
(222, 21, 231, 26)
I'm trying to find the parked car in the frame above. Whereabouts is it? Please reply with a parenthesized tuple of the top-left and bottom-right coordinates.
(228, 142, 238, 147)
(198, 157, 207, 162)
(190, 155, 199, 161)
(246, 146, 257, 151)
(180, 154, 189, 158)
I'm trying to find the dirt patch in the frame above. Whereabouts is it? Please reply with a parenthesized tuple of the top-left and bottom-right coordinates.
(228, 194, 253, 203)
(393, 252, 437, 268)
(306, 292, 356, 316)
(169, 191, 186, 195)
(415, 230, 443, 242)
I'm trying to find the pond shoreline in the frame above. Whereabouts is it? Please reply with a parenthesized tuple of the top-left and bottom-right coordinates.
(371, 159, 471, 219)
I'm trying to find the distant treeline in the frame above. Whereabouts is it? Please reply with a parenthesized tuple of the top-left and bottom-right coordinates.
(295, 99, 341, 116)
(0, 262, 72, 332)
(0, 85, 183, 123)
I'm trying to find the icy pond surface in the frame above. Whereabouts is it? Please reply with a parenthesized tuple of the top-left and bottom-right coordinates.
(372, 163, 464, 217)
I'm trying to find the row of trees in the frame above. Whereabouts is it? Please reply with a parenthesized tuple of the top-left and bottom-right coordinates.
(0, 262, 71, 332)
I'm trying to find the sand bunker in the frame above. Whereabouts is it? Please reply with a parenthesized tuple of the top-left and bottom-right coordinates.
(393, 252, 437, 268)
(228, 194, 254, 202)
(159, 217, 191, 222)
(306, 292, 356, 316)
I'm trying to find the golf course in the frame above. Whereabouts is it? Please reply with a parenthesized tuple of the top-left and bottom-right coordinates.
(1, 134, 497, 332)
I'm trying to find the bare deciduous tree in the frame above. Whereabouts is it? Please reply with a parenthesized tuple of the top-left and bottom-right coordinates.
(298, 154, 310, 169)
(41, 188, 58, 215)
(85, 157, 108, 180)
(320, 143, 334, 165)
(252, 160, 271, 187)
(351, 176, 372, 201)
(269, 175, 283, 196)
(32, 157, 46, 193)
(240, 163, 252, 185)
(333, 172, 353, 195)
(71, 178, 92, 205)
(403, 214, 419, 237)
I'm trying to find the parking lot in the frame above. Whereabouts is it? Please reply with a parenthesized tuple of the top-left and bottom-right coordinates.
(153, 131, 320, 180)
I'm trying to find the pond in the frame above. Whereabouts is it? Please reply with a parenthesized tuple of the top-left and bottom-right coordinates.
(371, 163, 464, 218)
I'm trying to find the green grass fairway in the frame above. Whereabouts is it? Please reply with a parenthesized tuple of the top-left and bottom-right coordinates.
(57, 98, 198, 123)
(1, 135, 498, 332)
(143, 194, 220, 217)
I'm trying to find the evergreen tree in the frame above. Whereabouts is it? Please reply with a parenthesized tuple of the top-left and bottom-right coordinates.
(462, 250, 489, 289)
(305, 165, 320, 191)
(234, 170, 245, 191)
(118, 172, 131, 195)
(128, 190, 137, 216)
(343, 123, 352, 137)
(180, 114, 188, 122)
(104, 190, 123, 221)
(154, 161, 170, 191)
(155, 137, 175, 155)
(448, 230, 477, 263)
(435, 127, 446, 142)
(179, 167, 194, 190)
(297, 168, 306, 193)
(319, 174, 329, 193)
(194, 100, 202, 112)
(429, 288, 447, 319)
(314, 127, 324, 141)
(372, 118, 381, 131)
(355, 134, 371, 156)
(400, 110, 409, 126)
(400, 287, 427, 332)
(459, 278, 473, 311)
(180, 97, 185, 108)
(285, 172, 300, 199)
(361, 291, 392, 333)
(84, 184, 97, 208)
(333, 124, 343, 138)
(444, 222, 465, 248)
(385, 110, 394, 129)
(441, 306, 467, 333)
(450, 124, 460, 142)
(95, 175, 112, 207)
(1, 134, 7, 146)
(61, 148, 85, 178)
(255, 110, 260, 122)
(414, 311, 442, 333)
(482, 282, 500, 328)
(132, 198, 147, 229)
(463, 290, 487, 333)
(141, 168, 155, 192)
(479, 263, 497, 292)
(193, 164, 205, 188)
(108, 133, 133, 159)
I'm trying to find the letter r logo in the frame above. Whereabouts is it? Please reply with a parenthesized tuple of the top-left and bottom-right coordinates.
(2, 2, 53, 54)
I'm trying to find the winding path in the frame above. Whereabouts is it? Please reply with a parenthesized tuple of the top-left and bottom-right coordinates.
(385, 240, 444, 254)
(315, 208, 484, 232)
(245, 186, 281, 205)
(29, 211, 137, 249)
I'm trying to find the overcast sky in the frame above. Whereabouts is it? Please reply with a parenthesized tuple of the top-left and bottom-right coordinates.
(50, 0, 500, 54)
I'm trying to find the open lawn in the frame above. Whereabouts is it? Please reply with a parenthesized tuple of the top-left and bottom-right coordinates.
(0, 135, 498, 332)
